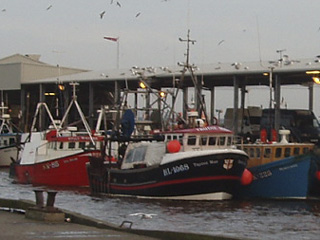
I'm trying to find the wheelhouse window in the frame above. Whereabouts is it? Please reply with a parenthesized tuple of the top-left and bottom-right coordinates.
(79, 142, 86, 149)
(9, 138, 15, 145)
(200, 136, 207, 146)
(68, 142, 76, 149)
(124, 145, 147, 163)
(249, 148, 255, 158)
(293, 147, 300, 155)
(256, 148, 261, 158)
(219, 137, 226, 146)
(275, 148, 282, 158)
(208, 137, 217, 146)
(284, 148, 291, 157)
(264, 148, 271, 158)
(166, 134, 182, 142)
(303, 147, 310, 154)
(187, 135, 197, 145)
(227, 136, 232, 146)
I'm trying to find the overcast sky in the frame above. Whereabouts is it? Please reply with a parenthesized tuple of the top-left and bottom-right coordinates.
(1, 0, 320, 117)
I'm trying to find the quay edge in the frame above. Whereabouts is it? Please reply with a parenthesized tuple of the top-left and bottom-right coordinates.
(0, 198, 248, 240)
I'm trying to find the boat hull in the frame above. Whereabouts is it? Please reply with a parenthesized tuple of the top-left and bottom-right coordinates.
(87, 152, 248, 200)
(236, 153, 320, 199)
(13, 150, 101, 187)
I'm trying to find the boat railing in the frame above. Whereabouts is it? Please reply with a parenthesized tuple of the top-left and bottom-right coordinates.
(241, 143, 315, 168)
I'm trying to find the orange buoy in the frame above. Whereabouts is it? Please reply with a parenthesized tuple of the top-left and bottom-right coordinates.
(167, 140, 181, 153)
(241, 169, 253, 185)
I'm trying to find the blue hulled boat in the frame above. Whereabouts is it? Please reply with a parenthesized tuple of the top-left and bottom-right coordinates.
(236, 130, 320, 199)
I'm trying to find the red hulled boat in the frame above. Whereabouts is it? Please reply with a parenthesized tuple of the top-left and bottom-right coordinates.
(11, 83, 104, 187)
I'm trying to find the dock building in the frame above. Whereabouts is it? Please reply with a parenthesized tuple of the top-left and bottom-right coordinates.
(1, 53, 320, 138)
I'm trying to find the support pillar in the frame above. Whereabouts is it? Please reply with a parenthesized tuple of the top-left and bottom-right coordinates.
(145, 91, 150, 120)
(240, 85, 246, 134)
(134, 92, 138, 117)
(233, 76, 239, 135)
(274, 75, 281, 139)
(39, 84, 45, 131)
(89, 83, 94, 128)
(210, 86, 215, 125)
(309, 83, 314, 111)
(114, 81, 120, 106)
(182, 87, 188, 122)
(194, 76, 202, 117)
(20, 88, 26, 131)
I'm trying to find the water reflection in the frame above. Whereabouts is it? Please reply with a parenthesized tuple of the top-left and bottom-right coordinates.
(1, 169, 320, 240)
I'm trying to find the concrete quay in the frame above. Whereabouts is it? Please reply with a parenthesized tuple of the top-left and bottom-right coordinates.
(0, 198, 243, 240)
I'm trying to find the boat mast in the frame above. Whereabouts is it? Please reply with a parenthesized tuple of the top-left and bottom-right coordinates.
(60, 82, 96, 146)
(179, 30, 209, 124)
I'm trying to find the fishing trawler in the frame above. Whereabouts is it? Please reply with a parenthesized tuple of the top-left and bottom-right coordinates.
(87, 113, 249, 200)
(236, 129, 320, 199)
(87, 30, 250, 200)
(11, 83, 104, 187)
(0, 102, 21, 167)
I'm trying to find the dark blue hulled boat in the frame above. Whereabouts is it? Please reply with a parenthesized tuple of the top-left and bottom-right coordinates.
(87, 125, 249, 200)
(237, 130, 320, 199)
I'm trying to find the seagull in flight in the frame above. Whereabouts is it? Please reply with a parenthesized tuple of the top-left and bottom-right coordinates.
(135, 12, 141, 18)
(116, 1, 121, 7)
(129, 213, 157, 219)
(217, 40, 225, 46)
(100, 11, 106, 19)
(46, 5, 52, 10)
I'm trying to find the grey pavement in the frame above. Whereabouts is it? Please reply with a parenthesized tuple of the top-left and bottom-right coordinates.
(0, 210, 160, 240)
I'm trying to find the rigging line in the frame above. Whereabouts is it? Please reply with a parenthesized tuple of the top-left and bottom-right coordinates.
(187, 0, 191, 30)
(256, 15, 264, 68)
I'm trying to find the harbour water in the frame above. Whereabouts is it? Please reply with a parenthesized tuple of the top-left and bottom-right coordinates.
(1, 169, 320, 240)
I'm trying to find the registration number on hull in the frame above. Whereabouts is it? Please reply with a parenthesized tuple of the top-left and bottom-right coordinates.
(163, 164, 190, 177)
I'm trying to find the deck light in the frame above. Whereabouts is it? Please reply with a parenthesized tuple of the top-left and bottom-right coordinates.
(313, 77, 320, 84)
(159, 91, 166, 98)
(58, 84, 65, 91)
(139, 81, 146, 89)
(306, 70, 320, 75)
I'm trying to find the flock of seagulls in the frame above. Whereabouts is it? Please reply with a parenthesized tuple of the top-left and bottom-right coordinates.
(99, 1, 142, 19)
(1, 1, 171, 20)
